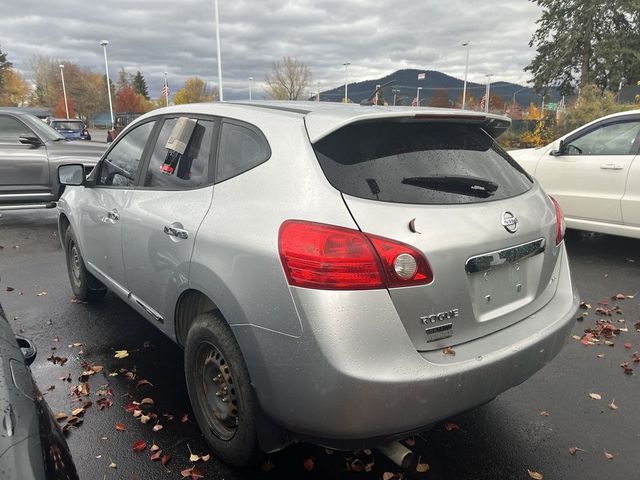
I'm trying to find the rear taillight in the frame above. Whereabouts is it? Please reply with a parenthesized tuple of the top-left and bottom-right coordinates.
(278, 220, 433, 290)
(550, 196, 565, 245)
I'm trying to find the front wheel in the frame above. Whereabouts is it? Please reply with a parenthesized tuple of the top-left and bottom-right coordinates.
(64, 226, 106, 301)
(184, 311, 260, 467)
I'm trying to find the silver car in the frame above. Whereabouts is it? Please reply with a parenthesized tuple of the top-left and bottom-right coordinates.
(57, 102, 579, 467)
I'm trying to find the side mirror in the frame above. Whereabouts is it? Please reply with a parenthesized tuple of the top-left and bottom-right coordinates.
(58, 164, 86, 186)
(549, 139, 564, 156)
(19, 134, 43, 147)
(15, 335, 37, 366)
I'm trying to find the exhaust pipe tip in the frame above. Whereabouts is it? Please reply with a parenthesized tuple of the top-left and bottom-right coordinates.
(377, 440, 414, 469)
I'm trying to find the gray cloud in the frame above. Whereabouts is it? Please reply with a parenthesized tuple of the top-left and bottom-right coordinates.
(0, 0, 542, 100)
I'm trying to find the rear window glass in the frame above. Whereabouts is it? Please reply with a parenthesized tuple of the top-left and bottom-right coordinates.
(313, 121, 533, 205)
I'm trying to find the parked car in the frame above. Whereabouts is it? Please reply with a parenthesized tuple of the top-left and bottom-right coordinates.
(510, 110, 640, 239)
(49, 119, 91, 141)
(0, 109, 105, 209)
(57, 102, 579, 467)
(106, 113, 141, 142)
(0, 303, 80, 479)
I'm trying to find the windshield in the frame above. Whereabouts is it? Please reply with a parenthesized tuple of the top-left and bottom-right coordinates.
(51, 121, 83, 132)
(313, 121, 533, 205)
(21, 114, 65, 142)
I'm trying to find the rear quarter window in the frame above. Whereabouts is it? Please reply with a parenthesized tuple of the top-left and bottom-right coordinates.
(313, 121, 533, 205)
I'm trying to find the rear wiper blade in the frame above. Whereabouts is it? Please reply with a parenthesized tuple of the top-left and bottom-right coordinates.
(401, 175, 499, 198)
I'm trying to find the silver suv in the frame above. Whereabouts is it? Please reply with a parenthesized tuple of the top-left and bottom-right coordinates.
(57, 102, 579, 467)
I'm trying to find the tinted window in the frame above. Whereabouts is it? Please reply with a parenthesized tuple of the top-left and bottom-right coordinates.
(0, 115, 31, 143)
(566, 121, 640, 156)
(216, 122, 270, 183)
(98, 121, 155, 187)
(143, 117, 214, 189)
(51, 121, 83, 132)
(313, 121, 533, 205)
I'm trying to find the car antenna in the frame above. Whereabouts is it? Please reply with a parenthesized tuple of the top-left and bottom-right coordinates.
(360, 80, 396, 106)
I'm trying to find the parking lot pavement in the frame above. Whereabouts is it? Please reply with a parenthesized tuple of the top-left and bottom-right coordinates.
(1, 210, 638, 480)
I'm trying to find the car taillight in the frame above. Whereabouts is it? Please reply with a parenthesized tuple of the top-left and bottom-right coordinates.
(550, 196, 565, 245)
(278, 220, 433, 290)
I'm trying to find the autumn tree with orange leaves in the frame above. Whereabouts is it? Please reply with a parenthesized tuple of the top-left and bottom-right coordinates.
(53, 95, 75, 118)
(115, 84, 145, 113)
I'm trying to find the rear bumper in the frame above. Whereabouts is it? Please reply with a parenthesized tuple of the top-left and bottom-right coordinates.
(235, 245, 578, 446)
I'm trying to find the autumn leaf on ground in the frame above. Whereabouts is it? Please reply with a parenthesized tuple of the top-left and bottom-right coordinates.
(54, 412, 68, 421)
(150, 443, 160, 452)
(579, 301, 591, 309)
(604, 451, 615, 460)
(181, 414, 190, 423)
(115, 423, 126, 431)
(109, 459, 117, 469)
(613, 293, 626, 300)
(569, 447, 586, 455)
(416, 456, 430, 473)
(539, 411, 550, 417)
(36, 291, 47, 296)
(527, 469, 544, 479)
(181, 466, 204, 479)
(623, 342, 632, 349)
(444, 422, 460, 431)
(442, 346, 455, 356)
(608, 399, 618, 410)
(589, 393, 602, 400)
(140, 397, 154, 407)
(161, 454, 171, 466)
(150, 451, 162, 461)
(114, 350, 129, 359)
(303, 457, 314, 471)
(137, 379, 153, 388)
(132, 440, 147, 452)
(152, 424, 163, 432)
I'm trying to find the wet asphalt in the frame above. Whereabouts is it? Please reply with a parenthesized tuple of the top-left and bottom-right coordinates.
(0, 209, 638, 480)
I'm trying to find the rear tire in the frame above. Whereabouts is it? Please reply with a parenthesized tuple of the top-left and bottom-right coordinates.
(64, 226, 107, 302)
(184, 311, 261, 467)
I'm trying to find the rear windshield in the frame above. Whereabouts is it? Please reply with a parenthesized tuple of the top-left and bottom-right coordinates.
(313, 121, 533, 205)
(52, 121, 82, 131)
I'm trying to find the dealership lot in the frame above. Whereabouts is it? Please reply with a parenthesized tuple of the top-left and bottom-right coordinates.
(0, 209, 638, 479)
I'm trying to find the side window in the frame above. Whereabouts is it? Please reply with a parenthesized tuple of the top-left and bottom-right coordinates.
(0, 115, 32, 143)
(143, 117, 214, 189)
(216, 121, 270, 183)
(566, 121, 640, 156)
(98, 121, 155, 187)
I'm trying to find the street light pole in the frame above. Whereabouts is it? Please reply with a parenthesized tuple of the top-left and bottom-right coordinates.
(462, 41, 470, 110)
(59, 64, 69, 119)
(416, 86, 422, 107)
(392, 88, 399, 106)
(248, 77, 253, 101)
(214, 0, 224, 101)
(485, 73, 493, 113)
(100, 40, 114, 128)
(343, 62, 350, 103)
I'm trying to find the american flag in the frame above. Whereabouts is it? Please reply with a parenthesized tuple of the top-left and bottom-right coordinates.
(162, 84, 170, 98)
(479, 94, 487, 110)
(417, 72, 426, 80)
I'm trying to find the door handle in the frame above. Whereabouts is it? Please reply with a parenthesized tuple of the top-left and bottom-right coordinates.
(105, 209, 120, 222)
(600, 164, 623, 170)
(163, 225, 189, 239)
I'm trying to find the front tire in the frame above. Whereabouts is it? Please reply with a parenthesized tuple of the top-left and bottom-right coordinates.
(64, 226, 106, 301)
(184, 311, 260, 467)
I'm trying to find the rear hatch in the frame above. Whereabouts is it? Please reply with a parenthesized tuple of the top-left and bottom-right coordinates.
(311, 115, 562, 351)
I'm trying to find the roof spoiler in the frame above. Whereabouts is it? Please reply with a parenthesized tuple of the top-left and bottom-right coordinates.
(412, 113, 511, 138)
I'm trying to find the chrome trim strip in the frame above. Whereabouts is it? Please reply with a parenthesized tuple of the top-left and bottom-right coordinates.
(465, 238, 546, 274)
(128, 292, 164, 323)
(0, 192, 51, 197)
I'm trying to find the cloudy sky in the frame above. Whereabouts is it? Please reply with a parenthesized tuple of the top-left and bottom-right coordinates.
(1, 0, 543, 100)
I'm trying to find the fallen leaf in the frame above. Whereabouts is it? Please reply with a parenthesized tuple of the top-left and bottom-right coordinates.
(444, 422, 460, 431)
(150, 443, 160, 452)
(115, 423, 126, 431)
(36, 291, 47, 296)
(137, 379, 153, 388)
(150, 451, 162, 461)
(303, 457, 315, 471)
(152, 424, 163, 432)
(181, 414, 189, 423)
(132, 440, 147, 452)
(579, 301, 591, 309)
(114, 350, 129, 359)
(614, 293, 626, 300)
(161, 454, 171, 466)
(596, 354, 605, 358)
(442, 346, 456, 356)
(589, 393, 602, 400)
(569, 447, 586, 455)
(608, 399, 618, 410)
(416, 456, 430, 473)
(539, 411, 550, 417)
(349, 458, 365, 472)
(189, 453, 200, 462)
(604, 451, 614, 460)
(382, 473, 399, 480)
(261, 458, 275, 472)
(54, 412, 68, 421)
(139, 414, 151, 424)
(623, 342, 632, 349)
(201, 454, 210, 462)
(5, 286, 14, 292)
(109, 460, 117, 469)
(71, 407, 85, 417)
(140, 397, 154, 407)
(405, 437, 416, 446)
(527, 469, 544, 480)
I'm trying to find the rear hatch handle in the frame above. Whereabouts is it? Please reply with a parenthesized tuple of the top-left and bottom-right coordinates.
(465, 238, 546, 274)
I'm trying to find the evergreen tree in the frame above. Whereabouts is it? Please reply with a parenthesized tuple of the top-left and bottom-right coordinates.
(132, 71, 149, 100)
(525, 0, 640, 95)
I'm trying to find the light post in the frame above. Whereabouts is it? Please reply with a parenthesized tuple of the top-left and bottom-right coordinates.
(59, 64, 69, 119)
(316, 81, 320, 102)
(416, 86, 422, 107)
(461, 41, 470, 110)
(392, 88, 400, 106)
(214, 0, 224, 101)
(248, 76, 253, 101)
(484, 73, 493, 113)
(342, 62, 350, 103)
(100, 40, 114, 128)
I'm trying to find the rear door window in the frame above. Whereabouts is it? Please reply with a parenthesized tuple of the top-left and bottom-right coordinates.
(313, 121, 533, 205)
(216, 121, 270, 183)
